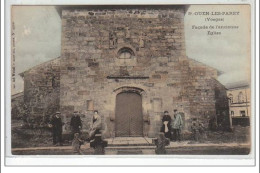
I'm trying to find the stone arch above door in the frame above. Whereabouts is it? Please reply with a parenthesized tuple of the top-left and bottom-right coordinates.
(113, 86, 145, 96)
(108, 86, 150, 137)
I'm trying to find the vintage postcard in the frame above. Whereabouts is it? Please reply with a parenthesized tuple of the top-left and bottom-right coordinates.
(6, 1, 255, 166)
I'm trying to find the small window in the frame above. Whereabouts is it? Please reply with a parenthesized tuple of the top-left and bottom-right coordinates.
(86, 100, 94, 111)
(228, 94, 233, 104)
(52, 76, 56, 88)
(238, 92, 244, 103)
(231, 111, 234, 117)
(240, 110, 246, 117)
(119, 51, 132, 59)
(117, 47, 135, 59)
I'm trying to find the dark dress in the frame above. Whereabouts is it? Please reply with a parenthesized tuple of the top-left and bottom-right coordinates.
(51, 116, 63, 144)
(160, 115, 172, 139)
(70, 115, 82, 134)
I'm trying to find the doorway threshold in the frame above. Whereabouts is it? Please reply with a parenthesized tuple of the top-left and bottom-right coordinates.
(106, 137, 155, 146)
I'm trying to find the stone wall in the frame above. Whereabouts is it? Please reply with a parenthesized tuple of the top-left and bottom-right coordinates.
(59, 6, 229, 138)
(11, 92, 24, 119)
(22, 58, 60, 124)
(185, 59, 230, 129)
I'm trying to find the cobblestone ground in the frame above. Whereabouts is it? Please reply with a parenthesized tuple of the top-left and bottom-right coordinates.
(12, 143, 250, 155)
(165, 145, 250, 155)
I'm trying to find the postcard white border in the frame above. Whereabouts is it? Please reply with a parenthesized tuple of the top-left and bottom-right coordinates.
(2, 0, 258, 167)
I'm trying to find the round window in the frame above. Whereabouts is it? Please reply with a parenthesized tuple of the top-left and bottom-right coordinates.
(117, 47, 135, 59)
(119, 51, 132, 59)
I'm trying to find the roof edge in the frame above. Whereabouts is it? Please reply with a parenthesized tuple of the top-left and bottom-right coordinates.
(225, 81, 250, 90)
(55, 5, 190, 18)
(19, 56, 61, 78)
(187, 57, 224, 76)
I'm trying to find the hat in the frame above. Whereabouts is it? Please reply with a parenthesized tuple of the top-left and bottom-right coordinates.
(164, 111, 169, 114)
(173, 109, 178, 112)
(74, 111, 78, 113)
(56, 112, 61, 114)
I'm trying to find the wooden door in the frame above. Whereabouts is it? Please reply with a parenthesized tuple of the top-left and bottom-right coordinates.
(115, 92, 143, 137)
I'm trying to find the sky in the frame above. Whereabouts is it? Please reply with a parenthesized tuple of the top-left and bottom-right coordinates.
(11, 5, 251, 94)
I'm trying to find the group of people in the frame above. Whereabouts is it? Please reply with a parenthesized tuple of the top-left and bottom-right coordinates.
(191, 121, 207, 142)
(50, 108, 205, 148)
(49, 110, 102, 147)
(161, 109, 183, 141)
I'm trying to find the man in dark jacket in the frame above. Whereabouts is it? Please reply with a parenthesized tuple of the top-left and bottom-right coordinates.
(50, 112, 63, 146)
(160, 111, 172, 139)
(70, 111, 82, 138)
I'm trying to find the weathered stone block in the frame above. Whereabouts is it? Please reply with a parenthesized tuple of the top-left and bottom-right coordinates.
(78, 90, 89, 95)
(67, 66, 75, 70)
(144, 83, 154, 87)
(88, 62, 99, 67)
(152, 74, 161, 79)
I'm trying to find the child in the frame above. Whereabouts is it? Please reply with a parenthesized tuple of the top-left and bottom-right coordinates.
(191, 122, 199, 142)
(198, 123, 207, 142)
(72, 133, 84, 154)
(155, 132, 170, 154)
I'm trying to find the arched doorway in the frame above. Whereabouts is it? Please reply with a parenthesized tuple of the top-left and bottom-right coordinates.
(115, 92, 143, 137)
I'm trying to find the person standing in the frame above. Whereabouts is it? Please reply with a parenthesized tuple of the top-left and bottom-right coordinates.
(198, 122, 207, 142)
(191, 121, 199, 142)
(172, 109, 183, 141)
(88, 110, 102, 141)
(50, 112, 63, 146)
(160, 111, 172, 139)
(70, 111, 82, 138)
(208, 116, 218, 131)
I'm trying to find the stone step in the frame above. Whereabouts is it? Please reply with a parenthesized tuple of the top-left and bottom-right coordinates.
(106, 145, 156, 149)
(106, 137, 156, 147)
(107, 143, 154, 147)
(105, 145, 156, 155)
(117, 150, 143, 155)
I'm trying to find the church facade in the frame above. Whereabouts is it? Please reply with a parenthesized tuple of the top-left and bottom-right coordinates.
(20, 6, 229, 138)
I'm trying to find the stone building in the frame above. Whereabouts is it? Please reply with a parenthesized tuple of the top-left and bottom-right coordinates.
(20, 6, 229, 138)
(11, 92, 24, 119)
(19, 58, 60, 123)
(226, 81, 250, 126)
